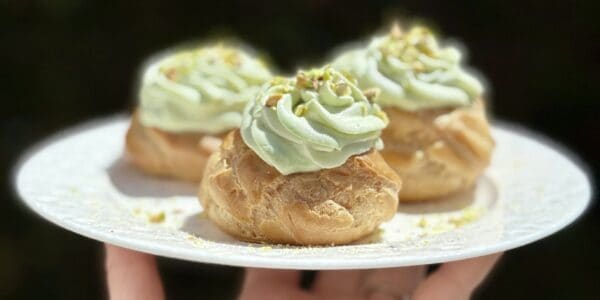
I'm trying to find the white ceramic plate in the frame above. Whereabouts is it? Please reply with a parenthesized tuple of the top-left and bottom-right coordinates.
(14, 115, 591, 270)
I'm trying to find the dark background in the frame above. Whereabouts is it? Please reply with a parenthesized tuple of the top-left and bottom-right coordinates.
(1, 0, 598, 299)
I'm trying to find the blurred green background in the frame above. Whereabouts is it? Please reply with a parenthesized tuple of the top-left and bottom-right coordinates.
(1, 0, 598, 299)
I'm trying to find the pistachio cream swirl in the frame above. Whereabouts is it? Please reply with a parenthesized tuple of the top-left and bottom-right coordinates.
(138, 45, 272, 134)
(241, 66, 389, 175)
(333, 25, 484, 111)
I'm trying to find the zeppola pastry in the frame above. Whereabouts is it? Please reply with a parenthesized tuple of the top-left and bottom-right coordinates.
(126, 45, 272, 181)
(199, 67, 401, 245)
(333, 25, 494, 201)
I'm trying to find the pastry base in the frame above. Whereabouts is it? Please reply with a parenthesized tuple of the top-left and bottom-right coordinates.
(199, 130, 402, 245)
(380, 99, 494, 201)
(125, 112, 221, 182)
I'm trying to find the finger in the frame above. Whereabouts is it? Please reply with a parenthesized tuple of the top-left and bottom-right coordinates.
(105, 244, 165, 300)
(312, 270, 363, 297)
(412, 253, 502, 300)
(362, 266, 427, 299)
(239, 268, 312, 300)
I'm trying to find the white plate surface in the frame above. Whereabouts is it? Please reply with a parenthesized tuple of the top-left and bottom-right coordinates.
(15, 115, 591, 269)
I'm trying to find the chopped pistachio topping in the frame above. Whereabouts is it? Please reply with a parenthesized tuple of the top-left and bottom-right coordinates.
(294, 104, 307, 116)
(241, 66, 388, 175)
(138, 44, 272, 134)
(265, 94, 283, 107)
(332, 24, 484, 110)
(380, 26, 439, 63)
(363, 88, 380, 102)
(148, 211, 165, 223)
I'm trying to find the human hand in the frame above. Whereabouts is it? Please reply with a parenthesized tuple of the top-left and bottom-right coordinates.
(105, 243, 500, 300)
(239, 253, 502, 300)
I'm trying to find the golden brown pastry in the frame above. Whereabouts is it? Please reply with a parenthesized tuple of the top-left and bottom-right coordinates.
(199, 67, 401, 245)
(200, 131, 401, 245)
(333, 25, 494, 201)
(380, 100, 493, 200)
(125, 112, 221, 181)
(125, 44, 272, 181)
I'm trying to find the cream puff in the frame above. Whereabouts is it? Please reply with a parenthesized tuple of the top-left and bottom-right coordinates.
(333, 25, 494, 201)
(199, 67, 401, 245)
(126, 44, 272, 181)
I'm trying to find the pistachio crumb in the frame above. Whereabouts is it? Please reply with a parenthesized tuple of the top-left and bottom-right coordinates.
(164, 68, 177, 80)
(334, 81, 350, 96)
(417, 217, 427, 228)
(322, 69, 332, 80)
(148, 211, 165, 223)
(296, 72, 309, 88)
(413, 61, 425, 72)
(294, 104, 307, 116)
(390, 22, 403, 39)
(311, 79, 319, 90)
(224, 51, 241, 66)
(449, 207, 482, 227)
(363, 88, 380, 102)
(265, 94, 283, 107)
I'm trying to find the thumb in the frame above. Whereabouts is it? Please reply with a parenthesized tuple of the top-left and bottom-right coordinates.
(239, 268, 312, 300)
(105, 244, 165, 300)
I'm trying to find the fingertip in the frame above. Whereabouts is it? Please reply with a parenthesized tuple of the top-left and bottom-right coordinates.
(412, 253, 503, 300)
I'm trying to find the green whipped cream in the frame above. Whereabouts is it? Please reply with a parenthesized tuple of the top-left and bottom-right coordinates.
(138, 45, 272, 134)
(241, 67, 389, 175)
(333, 25, 484, 111)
